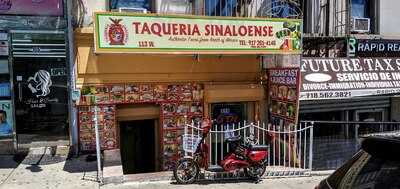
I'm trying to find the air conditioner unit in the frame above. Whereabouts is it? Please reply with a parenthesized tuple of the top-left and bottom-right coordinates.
(118, 7, 148, 13)
(156, 0, 192, 14)
(351, 17, 370, 33)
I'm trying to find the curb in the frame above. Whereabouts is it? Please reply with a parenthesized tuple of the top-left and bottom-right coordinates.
(102, 170, 334, 185)
(310, 170, 334, 176)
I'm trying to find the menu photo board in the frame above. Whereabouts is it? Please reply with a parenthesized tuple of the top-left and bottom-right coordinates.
(94, 12, 302, 54)
(268, 68, 300, 129)
(78, 105, 118, 151)
(268, 68, 300, 166)
(300, 58, 400, 100)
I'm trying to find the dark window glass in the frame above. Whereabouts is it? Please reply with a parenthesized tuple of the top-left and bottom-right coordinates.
(352, 0, 369, 18)
(205, 0, 237, 16)
(11, 32, 69, 144)
(271, 0, 298, 18)
(0, 59, 10, 99)
(110, 0, 151, 11)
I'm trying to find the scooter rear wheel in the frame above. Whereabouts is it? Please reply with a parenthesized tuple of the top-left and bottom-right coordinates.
(244, 164, 266, 179)
(173, 158, 199, 184)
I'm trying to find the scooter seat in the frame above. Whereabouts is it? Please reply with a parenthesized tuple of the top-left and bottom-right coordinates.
(250, 145, 269, 151)
(225, 135, 241, 143)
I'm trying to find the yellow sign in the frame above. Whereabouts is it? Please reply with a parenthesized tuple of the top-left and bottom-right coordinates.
(94, 12, 302, 54)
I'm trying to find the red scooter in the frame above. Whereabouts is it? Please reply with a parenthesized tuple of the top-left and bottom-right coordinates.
(173, 120, 269, 184)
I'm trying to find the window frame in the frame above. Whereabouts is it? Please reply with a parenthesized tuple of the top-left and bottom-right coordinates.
(108, 0, 154, 13)
(350, 0, 380, 34)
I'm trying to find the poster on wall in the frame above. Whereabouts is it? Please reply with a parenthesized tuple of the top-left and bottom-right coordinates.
(94, 12, 302, 54)
(78, 105, 117, 151)
(268, 68, 300, 166)
(0, 41, 8, 56)
(0, 100, 13, 137)
(268, 68, 300, 129)
(300, 58, 400, 100)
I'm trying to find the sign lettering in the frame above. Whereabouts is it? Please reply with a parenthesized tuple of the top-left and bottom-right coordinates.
(301, 58, 400, 100)
(95, 13, 302, 54)
(349, 38, 400, 57)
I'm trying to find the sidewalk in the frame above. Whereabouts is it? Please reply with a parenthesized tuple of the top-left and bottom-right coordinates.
(0, 147, 99, 189)
(0, 155, 19, 185)
(0, 148, 332, 189)
(101, 176, 327, 189)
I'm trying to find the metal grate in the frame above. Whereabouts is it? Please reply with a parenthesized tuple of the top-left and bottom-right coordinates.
(11, 32, 67, 58)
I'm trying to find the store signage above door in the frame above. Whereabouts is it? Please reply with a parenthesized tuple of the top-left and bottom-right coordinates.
(300, 58, 400, 100)
(348, 37, 400, 57)
(94, 12, 302, 54)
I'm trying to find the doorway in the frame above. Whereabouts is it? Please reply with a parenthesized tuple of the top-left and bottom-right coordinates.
(120, 119, 157, 174)
(355, 109, 385, 136)
(210, 102, 249, 165)
(11, 32, 69, 148)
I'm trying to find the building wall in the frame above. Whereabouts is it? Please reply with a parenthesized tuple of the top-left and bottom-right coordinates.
(380, 0, 400, 37)
(73, 0, 107, 27)
(75, 29, 261, 86)
(391, 97, 400, 121)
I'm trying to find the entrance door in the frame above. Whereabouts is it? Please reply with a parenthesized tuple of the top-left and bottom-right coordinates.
(355, 109, 385, 136)
(120, 119, 156, 174)
(11, 32, 69, 147)
(210, 102, 248, 164)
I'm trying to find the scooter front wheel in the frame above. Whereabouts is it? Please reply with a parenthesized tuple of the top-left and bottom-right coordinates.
(173, 158, 199, 184)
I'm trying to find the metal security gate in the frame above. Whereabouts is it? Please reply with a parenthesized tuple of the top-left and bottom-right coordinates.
(302, 120, 400, 170)
(183, 121, 313, 178)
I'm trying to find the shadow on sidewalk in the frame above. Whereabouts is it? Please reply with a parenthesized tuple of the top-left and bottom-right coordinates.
(63, 153, 99, 182)
(0, 153, 27, 169)
(170, 178, 259, 185)
(63, 154, 98, 173)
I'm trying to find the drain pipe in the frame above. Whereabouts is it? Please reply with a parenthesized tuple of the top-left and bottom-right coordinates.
(94, 106, 103, 184)
(66, 0, 79, 156)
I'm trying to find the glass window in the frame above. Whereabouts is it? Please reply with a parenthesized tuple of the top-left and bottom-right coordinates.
(0, 59, 10, 98)
(270, 0, 298, 18)
(205, 0, 237, 16)
(352, 0, 368, 18)
(110, 0, 151, 11)
(0, 59, 9, 74)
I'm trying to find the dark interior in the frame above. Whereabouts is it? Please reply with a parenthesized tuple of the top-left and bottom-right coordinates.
(120, 119, 156, 174)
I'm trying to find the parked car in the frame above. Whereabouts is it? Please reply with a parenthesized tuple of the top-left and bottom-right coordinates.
(315, 133, 400, 189)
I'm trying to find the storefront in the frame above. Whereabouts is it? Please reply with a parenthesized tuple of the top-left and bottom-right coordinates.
(74, 12, 301, 173)
(299, 57, 400, 131)
(300, 37, 400, 123)
(0, 0, 71, 153)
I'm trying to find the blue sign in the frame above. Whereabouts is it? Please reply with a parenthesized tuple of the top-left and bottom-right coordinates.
(0, 100, 13, 137)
